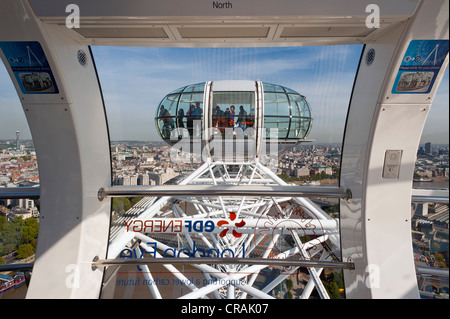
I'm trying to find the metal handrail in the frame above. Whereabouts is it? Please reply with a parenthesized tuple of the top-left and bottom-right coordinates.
(0, 262, 34, 272)
(2, 185, 447, 204)
(97, 185, 352, 201)
(0, 187, 40, 200)
(412, 188, 449, 204)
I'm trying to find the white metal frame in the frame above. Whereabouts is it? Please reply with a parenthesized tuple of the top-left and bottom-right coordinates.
(105, 160, 340, 299)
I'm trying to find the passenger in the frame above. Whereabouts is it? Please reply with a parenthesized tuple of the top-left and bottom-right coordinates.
(236, 105, 247, 129)
(177, 108, 185, 140)
(246, 112, 254, 128)
(216, 106, 228, 134)
(193, 103, 202, 137)
(177, 108, 185, 128)
(229, 105, 235, 127)
(159, 105, 175, 138)
(186, 104, 194, 137)
(212, 105, 221, 126)
(224, 108, 230, 122)
(193, 103, 202, 119)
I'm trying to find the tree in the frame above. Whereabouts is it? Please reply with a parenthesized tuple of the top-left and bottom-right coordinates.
(16, 243, 34, 259)
(0, 217, 23, 254)
(130, 197, 143, 207)
(0, 217, 39, 258)
(112, 197, 131, 213)
(324, 281, 342, 299)
(286, 278, 293, 290)
(21, 217, 39, 244)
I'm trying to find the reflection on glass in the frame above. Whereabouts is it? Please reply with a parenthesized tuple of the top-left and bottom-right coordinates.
(155, 83, 205, 141)
(411, 200, 449, 299)
(0, 61, 39, 299)
(262, 82, 311, 140)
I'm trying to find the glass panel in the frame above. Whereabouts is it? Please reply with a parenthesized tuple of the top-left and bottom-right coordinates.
(262, 82, 276, 92)
(412, 69, 448, 299)
(92, 45, 365, 300)
(288, 118, 300, 139)
(289, 94, 301, 118)
(212, 91, 255, 131)
(155, 86, 205, 140)
(275, 85, 285, 93)
(263, 92, 290, 116)
(179, 91, 204, 138)
(156, 94, 178, 139)
(299, 98, 311, 118)
(0, 58, 39, 299)
(412, 200, 449, 299)
(264, 117, 290, 139)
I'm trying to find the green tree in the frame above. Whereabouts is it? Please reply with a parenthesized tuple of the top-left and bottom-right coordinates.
(0, 216, 39, 257)
(286, 278, 293, 290)
(324, 281, 341, 299)
(21, 217, 39, 244)
(112, 197, 131, 213)
(130, 197, 143, 206)
(0, 217, 23, 254)
(16, 243, 34, 259)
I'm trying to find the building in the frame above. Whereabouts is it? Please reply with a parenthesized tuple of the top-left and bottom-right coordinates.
(425, 142, 432, 155)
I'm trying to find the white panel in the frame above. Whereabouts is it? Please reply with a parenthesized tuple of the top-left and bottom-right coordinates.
(0, 0, 111, 298)
(364, 104, 429, 298)
(340, 0, 448, 299)
(212, 80, 256, 91)
(29, 0, 419, 47)
(29, 0, 418, 18)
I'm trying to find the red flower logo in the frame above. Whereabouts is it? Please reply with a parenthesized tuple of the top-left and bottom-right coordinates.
(217, 212, 246, 238)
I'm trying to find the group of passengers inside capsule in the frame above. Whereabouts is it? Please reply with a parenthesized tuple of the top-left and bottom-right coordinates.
(212, 105, 254, 134)
(158, 103, 254, 139)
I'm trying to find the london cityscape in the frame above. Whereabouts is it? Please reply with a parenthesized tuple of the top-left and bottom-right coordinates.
(1, 135, 449, 298)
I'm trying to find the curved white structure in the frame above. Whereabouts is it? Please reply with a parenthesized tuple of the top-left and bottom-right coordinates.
(0, 0, 448, 299)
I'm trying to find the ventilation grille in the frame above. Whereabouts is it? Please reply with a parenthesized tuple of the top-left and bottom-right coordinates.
(366, 48, 375, 66)
(77, 49, 88, 67)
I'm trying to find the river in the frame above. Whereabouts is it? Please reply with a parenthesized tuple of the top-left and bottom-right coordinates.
(413, 180, 449, 190)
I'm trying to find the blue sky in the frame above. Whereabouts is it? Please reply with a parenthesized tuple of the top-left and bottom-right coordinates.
(91, 45, 363, 142)
(0, 45, 448, 144)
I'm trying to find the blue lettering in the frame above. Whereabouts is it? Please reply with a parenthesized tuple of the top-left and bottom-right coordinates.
(192, 241, 206, 257)
(163, 247, 176, 258)
(221, 248, 235, 258)
(184, 220, 215, 233)
(207, 248, 220, 257)
(185, 220, 192, 232)
(119, 248, 133, 258)
(193, 221, 203, 232)
(120, 241, 246, 267)
(146, 242, 157, 258)
(204, 220, 214, 232)
(177, 247, 191, 258)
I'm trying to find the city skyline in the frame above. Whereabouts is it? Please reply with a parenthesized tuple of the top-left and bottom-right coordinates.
(0, 45, 449, 144)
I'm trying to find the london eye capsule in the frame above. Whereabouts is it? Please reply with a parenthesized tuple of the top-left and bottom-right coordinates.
(155, 80, 312, 160)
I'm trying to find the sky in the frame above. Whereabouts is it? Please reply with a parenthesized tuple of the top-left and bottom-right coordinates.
(0, 45, 448, 144)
